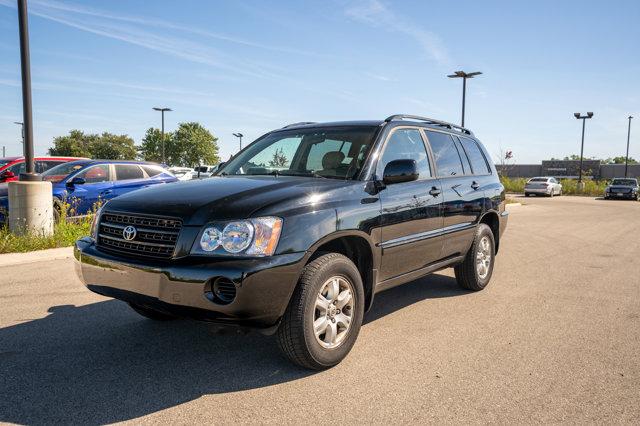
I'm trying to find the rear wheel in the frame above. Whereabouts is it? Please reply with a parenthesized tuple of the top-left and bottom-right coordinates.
(455, 224, 495, 291)
(524, 193, 530, 197)
(128, 302, 177, 321)
(277, 253, 364, 370)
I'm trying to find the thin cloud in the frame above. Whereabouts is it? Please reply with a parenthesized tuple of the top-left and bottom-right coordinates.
(345, 0, 451, 66)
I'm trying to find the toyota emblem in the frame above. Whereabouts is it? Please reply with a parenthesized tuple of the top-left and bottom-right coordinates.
(122, 225, 137, 241)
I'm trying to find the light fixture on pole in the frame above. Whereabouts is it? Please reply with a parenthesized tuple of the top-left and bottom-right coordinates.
(14, 121, 24, 144)
(574, 112, 594, 185)
(447, 70, 482, 127)
(232, 133, 244, 151)
(153, 107, 172, 165)
(624, 116, 633, 178)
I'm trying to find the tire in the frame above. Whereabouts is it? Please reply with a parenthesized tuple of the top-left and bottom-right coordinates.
(129, 302, 177, 321)
(53, 202, 61, 223)
(454, 223, 495, 291)
(548, 190, 554, 198)
(524, 193, 530, 197)
(277, 253, 365, 370)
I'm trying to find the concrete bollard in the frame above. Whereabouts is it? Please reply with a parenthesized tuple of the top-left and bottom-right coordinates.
(8, 181, 54, 237)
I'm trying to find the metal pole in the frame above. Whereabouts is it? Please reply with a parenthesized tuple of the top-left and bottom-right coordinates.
(461, 77, 466, 127)
(17, 0, 37, 180)
(2, 146, 5, 157)
(625, 116, 632, 178)
(161, 110, 165, 164)
(239, 135, 242, 150)
(579, 118, 586, 183)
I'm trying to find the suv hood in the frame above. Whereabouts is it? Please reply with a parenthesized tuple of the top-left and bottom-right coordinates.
(103, 176, 352, 226)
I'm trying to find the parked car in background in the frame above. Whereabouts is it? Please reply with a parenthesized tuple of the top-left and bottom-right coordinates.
(0, 160, 177, 222)
(0, 156, 86, 183)
(74, 114, 507, 369)
(524, 177, 562, 197)
(604, 178, 639, 200)
(192, 164, 220, 179)
(168, 166, 194, 181)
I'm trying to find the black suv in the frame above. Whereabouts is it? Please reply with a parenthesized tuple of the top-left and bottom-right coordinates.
(74, 115, 508, 369)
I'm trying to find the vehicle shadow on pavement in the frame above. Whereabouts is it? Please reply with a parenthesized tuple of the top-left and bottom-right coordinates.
(0, 273, 464, 424)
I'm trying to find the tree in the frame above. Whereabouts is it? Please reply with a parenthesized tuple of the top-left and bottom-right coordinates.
(48, 130, 136, 160)
(168, 122, 219, 167)
(139, 128, 171, 164)
(268, 147, 289, 167)
(604, 156, 638, 164)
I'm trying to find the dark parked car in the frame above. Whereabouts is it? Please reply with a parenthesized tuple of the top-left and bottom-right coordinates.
(74, 115, 508, 369)
(604, 178, 639, 200)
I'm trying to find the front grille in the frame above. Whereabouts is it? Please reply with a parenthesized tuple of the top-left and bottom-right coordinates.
(97, 211, 182, 259)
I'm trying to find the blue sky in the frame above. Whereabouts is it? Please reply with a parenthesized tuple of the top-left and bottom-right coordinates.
(0, 0, 638, 163)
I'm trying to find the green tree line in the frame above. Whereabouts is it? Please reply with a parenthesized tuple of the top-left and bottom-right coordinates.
(48, 122, 220, 167)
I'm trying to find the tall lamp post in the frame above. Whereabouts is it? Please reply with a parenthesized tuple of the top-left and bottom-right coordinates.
(574, 112, 594, 187)
(9, 0, 53, 236)
(14, 121, 24, 144)
(625, 116, 633, 178)
(232, 132, 244, 151)
(447, 70, 482, 127)
(153, 107, 172, 165)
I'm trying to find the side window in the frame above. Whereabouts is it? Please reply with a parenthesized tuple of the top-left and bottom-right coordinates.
(426, 131, 464, 177)
(114, 164, 144, 181)
(141, 165, 163, 177)
(76, 165, 110, 184)
(36, 160, 63, 173)
(458, 137, 491, 175)
(378, 128, 431, 180)
(8, 162, 26, 175)
(453, 138, 472, 175)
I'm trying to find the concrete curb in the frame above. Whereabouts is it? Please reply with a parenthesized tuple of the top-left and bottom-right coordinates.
(0, 246, 74, 267)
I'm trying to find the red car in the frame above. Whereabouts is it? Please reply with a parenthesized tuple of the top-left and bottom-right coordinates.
(0, 156, 87, 183)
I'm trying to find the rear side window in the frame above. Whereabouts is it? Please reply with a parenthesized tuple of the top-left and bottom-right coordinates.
(458, 137, 491, 175)
(115, 164, 144, 180)
(141, 165, 163, 177)
(378, 128, 431, 180)
(453, 138, 472, 175)
(426, 131, 464, 177)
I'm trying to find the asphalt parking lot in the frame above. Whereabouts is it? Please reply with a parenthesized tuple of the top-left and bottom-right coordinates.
(1, 195, 639, 424)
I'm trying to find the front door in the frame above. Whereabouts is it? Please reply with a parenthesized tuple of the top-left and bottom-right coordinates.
(377, 127, 444, 282)
(65, 164, 113, 215)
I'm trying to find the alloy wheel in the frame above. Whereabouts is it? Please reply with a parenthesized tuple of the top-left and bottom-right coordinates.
(313, 276, 355, 349)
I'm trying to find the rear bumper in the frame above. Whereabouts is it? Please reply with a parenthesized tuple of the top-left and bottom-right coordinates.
(524, 187, 551, 194)
(74, 238, 306, 329)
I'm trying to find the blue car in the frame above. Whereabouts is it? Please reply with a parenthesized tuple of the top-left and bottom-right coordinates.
(0, 160, 177, 221)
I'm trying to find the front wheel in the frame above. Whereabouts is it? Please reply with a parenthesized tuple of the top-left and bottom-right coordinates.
(455, 224, 496, 291)
(277, 253, 364, 370)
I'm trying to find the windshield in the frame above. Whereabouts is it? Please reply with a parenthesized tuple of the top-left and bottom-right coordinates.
(611, 179, 638, 186)
(0, 159, 14, 168)
(42, 161, 87, 183)
(219, 126, 379, 179)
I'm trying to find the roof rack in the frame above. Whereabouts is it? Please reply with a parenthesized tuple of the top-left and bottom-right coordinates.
(384, 114, 473, 136)
(281, 122, 316, 129)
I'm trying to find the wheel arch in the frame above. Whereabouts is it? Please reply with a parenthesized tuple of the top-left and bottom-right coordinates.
(479, 210, 500, 254)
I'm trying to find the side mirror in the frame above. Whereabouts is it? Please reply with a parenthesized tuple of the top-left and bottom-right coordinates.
(0, 170, 15, 181)
(383, 159, 419, 185)
(66, 177, 86, 187)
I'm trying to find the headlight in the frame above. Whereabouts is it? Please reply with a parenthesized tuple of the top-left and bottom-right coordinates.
(194, 217, 282, 256)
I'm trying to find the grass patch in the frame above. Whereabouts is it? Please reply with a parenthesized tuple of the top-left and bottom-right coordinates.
(500, 176, 608, 196)
(0, 201, 95, 254)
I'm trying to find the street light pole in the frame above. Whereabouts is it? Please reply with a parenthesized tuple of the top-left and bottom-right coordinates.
(574, 112, 594, 185)
(17, 0, 36, 180)
(232, 133, 244, 151)
(153, 107, 172, 165)
(447, 70, 482, 127)
(14, 121, 24, 144)
(625, 116, 633, 178)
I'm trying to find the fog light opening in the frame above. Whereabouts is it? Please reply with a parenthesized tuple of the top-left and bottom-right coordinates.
(210, 277, 237, 305)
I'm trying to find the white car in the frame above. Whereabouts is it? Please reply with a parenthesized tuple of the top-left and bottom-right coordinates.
(524, 177, 562, 197)
(168, 167, 194, 181)
(191, 164, 220, 179)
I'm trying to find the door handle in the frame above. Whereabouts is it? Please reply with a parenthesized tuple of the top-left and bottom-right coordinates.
(100, 189, 112, 195)
(471, 181, 480, 190)
(429, 187, 441, 197)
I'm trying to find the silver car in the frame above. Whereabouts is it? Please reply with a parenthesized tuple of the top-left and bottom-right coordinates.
(524, 177, 562, 197)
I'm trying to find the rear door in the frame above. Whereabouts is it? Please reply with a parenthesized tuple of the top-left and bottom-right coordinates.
(112, 164, 150, 197)
(377, 127, 444, 281)
(425, 130, 484, 258)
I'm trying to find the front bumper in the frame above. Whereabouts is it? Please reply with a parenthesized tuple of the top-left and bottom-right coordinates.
(605, 191, 636, 199)
(74, 238, 306, 329)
